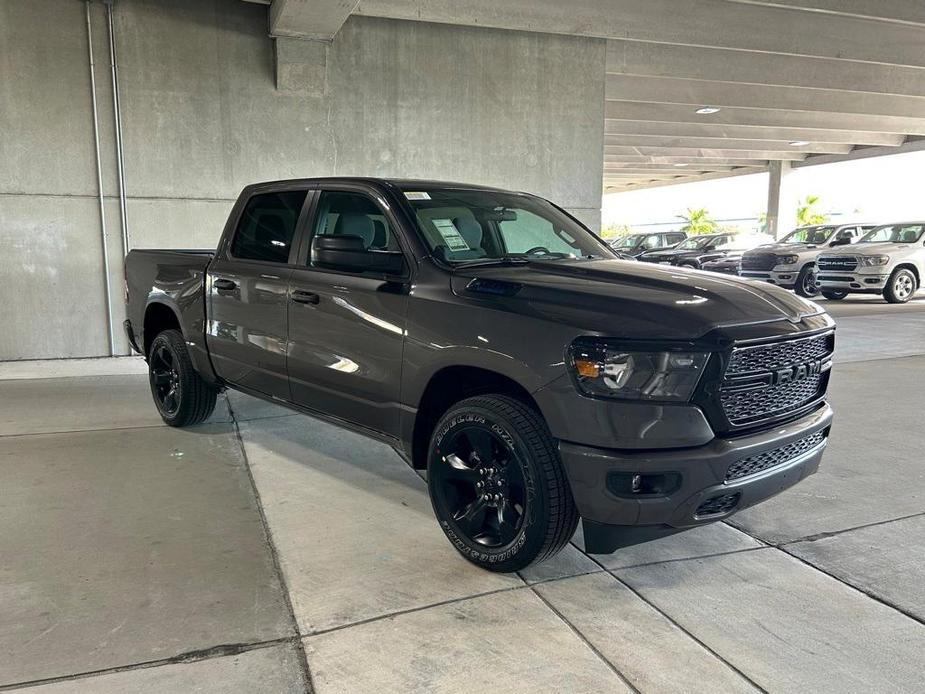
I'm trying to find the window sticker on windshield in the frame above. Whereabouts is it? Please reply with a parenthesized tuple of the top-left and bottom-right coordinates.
(432, 218, 470, 251)
(404, 191, 431, 200)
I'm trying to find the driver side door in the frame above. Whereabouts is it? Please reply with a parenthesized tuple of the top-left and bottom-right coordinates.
(285, 187, 410, 438)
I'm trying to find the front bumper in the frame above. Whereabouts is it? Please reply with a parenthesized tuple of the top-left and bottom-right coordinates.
(739, 267, 800, 289)
(817, 269, 888, 293)
(560, 403, 833, 553)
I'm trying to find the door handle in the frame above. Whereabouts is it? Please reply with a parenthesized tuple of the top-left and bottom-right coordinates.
(290, 290, 320, 305)
(213, 278, 238, 292)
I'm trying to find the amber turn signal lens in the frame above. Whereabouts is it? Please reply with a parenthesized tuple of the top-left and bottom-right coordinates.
(573, 359, 600, 378)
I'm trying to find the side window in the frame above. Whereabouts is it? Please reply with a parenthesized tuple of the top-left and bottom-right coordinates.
(641, 235, 663, 249)
(311, 191, 400, 255)
(670, 233, 685, 244)
(835, 227, 856, 240)
(230, 190, 307, 263)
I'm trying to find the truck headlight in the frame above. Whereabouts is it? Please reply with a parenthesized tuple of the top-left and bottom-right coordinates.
(567, 339, 710, 401)
(776, 254, 799, 265)
(860, 255, 890, 266)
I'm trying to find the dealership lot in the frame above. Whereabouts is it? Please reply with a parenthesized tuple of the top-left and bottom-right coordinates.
(1, 296, 923, 693)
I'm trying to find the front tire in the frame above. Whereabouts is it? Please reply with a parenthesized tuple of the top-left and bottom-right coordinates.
(794, 265, 819, 298)
(820, 289, 849, 301)
(148, 329, 218, 427)
(427, 395, 579, 572)
(884, 268, 917, 304)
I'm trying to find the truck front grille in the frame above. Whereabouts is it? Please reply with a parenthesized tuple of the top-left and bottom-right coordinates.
(725, 430, 826, 482)
(718, 332, 834, 428)
(695, 493, 741, 517)
(817, 256, 858, 272)
(726, 334, 830, 376)
(740, 253, 778, 271)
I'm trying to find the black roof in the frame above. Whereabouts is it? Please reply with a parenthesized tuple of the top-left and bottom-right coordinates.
(248, 176, 521, 194)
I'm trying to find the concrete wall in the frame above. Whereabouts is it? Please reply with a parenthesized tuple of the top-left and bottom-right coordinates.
(0, 0, 605, 360)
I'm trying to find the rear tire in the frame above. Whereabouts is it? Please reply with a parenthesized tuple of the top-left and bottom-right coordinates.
(794, 266, 819, 298)
(884, 268, 917, 304)
(820, 289, 848, 301)
(148, 329, 218, 427)
(427, 395, 579, 573)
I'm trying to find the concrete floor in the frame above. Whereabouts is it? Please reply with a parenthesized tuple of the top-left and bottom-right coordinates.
(1, 297, 924, 692)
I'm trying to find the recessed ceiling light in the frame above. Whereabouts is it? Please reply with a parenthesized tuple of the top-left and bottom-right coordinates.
(789, 140, 810, 146)
(673, 163, 689, 167)
(695, 107, 720, 115)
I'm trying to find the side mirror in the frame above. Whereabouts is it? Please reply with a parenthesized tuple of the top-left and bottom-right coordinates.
(312, 235, 405, 275)
(830, 237, 851, 246)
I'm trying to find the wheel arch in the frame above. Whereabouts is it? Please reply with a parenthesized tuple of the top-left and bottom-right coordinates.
(893, 263, 920, 284)
(410, 365, 541, 470)
(142, 301, 183, 357)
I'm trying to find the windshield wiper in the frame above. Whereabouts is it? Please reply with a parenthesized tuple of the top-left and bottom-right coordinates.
(452, 257, 532, 269)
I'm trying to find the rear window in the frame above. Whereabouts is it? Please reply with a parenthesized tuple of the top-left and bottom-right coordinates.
(230, 190, 307, 263)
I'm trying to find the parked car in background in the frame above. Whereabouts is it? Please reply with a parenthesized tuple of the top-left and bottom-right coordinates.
(701, 254, 742, 275)
(608, 231, 687, 257)
(816, 222, 925, 303)
(739, 223, 875, 297)
(638, 233, 772, 269)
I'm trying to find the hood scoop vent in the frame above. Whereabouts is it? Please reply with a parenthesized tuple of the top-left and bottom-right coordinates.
(466, 277, 522, 297)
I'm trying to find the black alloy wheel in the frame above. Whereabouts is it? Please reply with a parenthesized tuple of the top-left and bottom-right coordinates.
(150, 341, 182, 417)
(430, 424, 528, 548)
(427, 395, 578, 572)
(147, 329, 217, 427)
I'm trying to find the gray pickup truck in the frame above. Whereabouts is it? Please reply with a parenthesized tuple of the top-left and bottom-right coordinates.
(124, 177, 835, 572)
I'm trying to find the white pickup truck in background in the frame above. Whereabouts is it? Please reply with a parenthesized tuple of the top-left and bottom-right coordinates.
(739, 223, 875, 298)
(815, 222, 925, 303)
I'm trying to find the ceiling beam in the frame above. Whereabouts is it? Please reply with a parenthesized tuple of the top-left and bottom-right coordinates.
(604, 120, 904, 147)
(605, 134, 855, 154)
(356, 0, 925, 68)
(792, 136, 925, 168)
(722, 1, 925, 27)
(604, 166, 769, 192)
(270, 0, 360, 40)
(605, 74, 925, 120)
(605, 39, 925, 99)
(604, 155, 769, 167)
(605, 145, 806, 160)
(604, 101, 925, 137)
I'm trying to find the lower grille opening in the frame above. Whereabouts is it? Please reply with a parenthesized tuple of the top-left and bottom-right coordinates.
(725, 430, 826, 482)
(695, 492, 741, 518)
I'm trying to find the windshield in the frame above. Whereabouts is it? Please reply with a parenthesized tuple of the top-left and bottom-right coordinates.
(675, 235, 718, 251)
(402, 188, 613, 263)
(611, 234, 644, 249)
(859, 223, 925, 244)
(780, 226, 834, 245)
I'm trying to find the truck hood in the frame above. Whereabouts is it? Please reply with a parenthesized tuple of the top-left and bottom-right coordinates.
(454, 258, 823, 340)
(748, 243, 821, 254)
(822, 243, 911, 257)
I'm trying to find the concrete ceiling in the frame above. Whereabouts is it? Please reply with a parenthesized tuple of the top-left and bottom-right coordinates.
(252, 0, 925, 191)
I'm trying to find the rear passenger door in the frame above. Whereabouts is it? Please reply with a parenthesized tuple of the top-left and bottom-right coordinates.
(285, 187, 410, 438)
(206, 187, 310, 400)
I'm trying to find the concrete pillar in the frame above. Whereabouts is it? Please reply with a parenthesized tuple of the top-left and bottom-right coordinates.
(275, 37, 328, 96)
(765, 160, 798, 239)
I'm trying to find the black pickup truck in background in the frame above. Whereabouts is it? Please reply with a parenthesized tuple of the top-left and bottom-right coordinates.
(125, 177, 835, 572)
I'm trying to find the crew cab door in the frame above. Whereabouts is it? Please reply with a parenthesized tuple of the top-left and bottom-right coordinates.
(206, 187, 310, 399)
(286, 187, 410, 438)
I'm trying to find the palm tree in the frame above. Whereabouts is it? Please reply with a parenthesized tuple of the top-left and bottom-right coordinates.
(677, 208, 718, 235)
(796, 195, 830, 226)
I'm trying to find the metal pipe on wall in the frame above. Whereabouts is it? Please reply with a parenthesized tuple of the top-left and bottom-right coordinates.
(105, 0, 130, 258)
(85, 0, 116, 355)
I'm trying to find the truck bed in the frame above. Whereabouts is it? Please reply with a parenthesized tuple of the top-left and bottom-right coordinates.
(124, 248, 216, 358)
